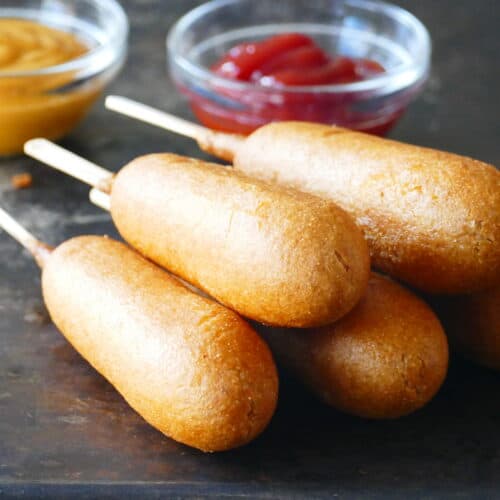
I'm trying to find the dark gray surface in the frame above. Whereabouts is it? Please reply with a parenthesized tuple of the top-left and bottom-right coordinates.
(0, 1, 499, 498)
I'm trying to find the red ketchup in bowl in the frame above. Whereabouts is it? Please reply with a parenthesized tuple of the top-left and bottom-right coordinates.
(188, 33, 402, 135)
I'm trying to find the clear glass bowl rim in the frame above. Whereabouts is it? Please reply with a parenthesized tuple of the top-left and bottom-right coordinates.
(167, 0, 431, 94)
(0, 0, 128, 78)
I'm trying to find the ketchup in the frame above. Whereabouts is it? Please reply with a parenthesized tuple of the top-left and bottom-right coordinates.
(187, 33, 401, 135)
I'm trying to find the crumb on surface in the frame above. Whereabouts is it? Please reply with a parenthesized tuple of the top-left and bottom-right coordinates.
(11, 173, 33, 189)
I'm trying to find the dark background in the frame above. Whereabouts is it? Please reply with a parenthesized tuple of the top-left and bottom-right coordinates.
(0, 1, 499, 498)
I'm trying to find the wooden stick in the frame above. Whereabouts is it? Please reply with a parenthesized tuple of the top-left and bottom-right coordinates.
(106, 95, 207, 141)
(24, 139, 114, 192)
(89, 188, 111, 212)
(105, 95, 244, 162)
(0, 206, 53, 268)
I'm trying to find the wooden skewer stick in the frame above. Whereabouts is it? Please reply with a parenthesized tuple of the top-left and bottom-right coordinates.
(24, 139, 114, 192)
(89, 188, 111, 212)
(106, 95, 208, 142)
(0, 206, 53, 268)
(105, 95, 244, 162)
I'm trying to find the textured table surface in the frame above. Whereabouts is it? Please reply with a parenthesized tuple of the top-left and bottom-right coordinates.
(0, 1, 499, 498)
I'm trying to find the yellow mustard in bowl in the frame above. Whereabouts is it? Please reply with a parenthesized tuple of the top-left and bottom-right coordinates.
(0, 19, 100, 155)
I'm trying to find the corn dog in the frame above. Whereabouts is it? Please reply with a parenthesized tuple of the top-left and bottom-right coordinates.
(231, 122, 500, 294)
(260, 273, 448, 418)
(0, 208, 278, 452)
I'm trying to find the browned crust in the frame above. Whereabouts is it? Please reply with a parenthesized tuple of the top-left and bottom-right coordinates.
(234, 122, 500, 294)
(110, 153, 370, 327)
(42, 236, 278, 452)
(261, 273, 449, 419)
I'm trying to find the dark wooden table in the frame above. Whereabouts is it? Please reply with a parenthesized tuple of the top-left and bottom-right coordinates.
(1, 1, 499, 498)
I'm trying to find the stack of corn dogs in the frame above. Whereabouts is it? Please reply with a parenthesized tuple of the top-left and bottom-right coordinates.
(1, 96, 498, 453)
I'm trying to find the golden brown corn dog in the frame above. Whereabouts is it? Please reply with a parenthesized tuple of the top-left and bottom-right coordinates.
(42, 236, 278, 451)
(435, 286, 500, 371)
(43, 237, 278, 452)
(104, 98, 499, 295)
(260, 273, 448, 419)
(110, 154, 369, 327)
(226, 123, 500, 295)
(0, 206, 278, 452)
(25, 140, 370, 328)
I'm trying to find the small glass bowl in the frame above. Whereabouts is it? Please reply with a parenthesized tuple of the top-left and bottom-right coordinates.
(0, 0, 128, 156)
(167, 0, 431, 136)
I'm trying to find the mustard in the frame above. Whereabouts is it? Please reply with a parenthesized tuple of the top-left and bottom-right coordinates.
(0, 19, 101, 155)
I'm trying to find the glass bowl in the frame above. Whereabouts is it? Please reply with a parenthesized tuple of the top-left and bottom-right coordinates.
(0, 0, 128, 156)
(167, 0, 431, 136)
